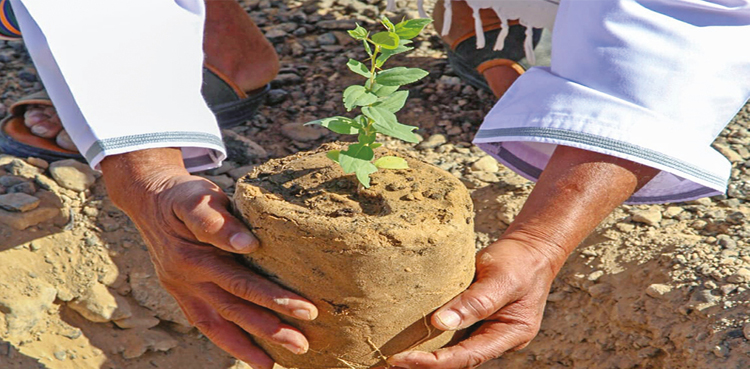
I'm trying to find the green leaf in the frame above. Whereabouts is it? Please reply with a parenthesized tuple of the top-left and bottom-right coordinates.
(375, 67, 429, 86)
(358, 131, 376, 144)
(347, 59, 371, 78)
(341, 143, 374, 161)
(327, 150, 340, 162)
(381, 16, 396, 32)
(376, 41, 414, 67)
(339, 148, 377, 187)
(374, 90, 408, 113)
(343, 85, 378, 111)
(369, 83, 399, 97)
(362, 106, 421, 143)
(305, 116, 359, 135)
(374, 156, 409, 169)
(363, 39, 373, 56)
(348, 24, 368, 40)
(371, 31, 400, 50)
(394, 18, 432, 40)
(370, 143, 383, 149)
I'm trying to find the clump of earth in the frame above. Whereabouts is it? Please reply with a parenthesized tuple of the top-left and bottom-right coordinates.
(1, 0, 749, 368)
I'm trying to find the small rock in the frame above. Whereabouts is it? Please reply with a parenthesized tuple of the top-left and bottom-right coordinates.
(727, 268, 750, 284)
(0, 193, 40, 212)
(720, 284, 738, 295)
(470, 156, 499, 172)
(202, 175, 235, 191)
(631, 207, 662, 226)
(316, 32, 338, 45)
(49, 159, 97, 192)
(0, 175, 26, 187)
(8, 180, 35, 195)
(712, 345, 729, 358)
(615, 222, 635, 232)
(437, 75, 462, 86)
(0, 204, 60, 230)
(53, 350, 67, 361)
(4, 158, 42, 178)
(417, 134, 447, 150)
(317, 19, 357, 30)
(714, 143, 743, 162)
(645, 283, 672, 298)
(25, 157, 49, 169)
(743, 322, 750, 340)
(67, 283, 121, 323)
(281, 122, 325, 142)
(688, 197, 713, 206)
(34, 174, 59, 191)
(97, 215, 121, 232)
(587, 270, 605, 281)
(267, 89, 289, 105)
(272, 73, 303, 87)
(114, 306, 161, 330)
(691, 289, 720, 303)
(663, 206, 684, 218)
(546, 291, 567, 302)
(473, 171, 499, 183)
(264, 29, 288, 42)
(228, 165, 257, 181)
(221, 130, 268, 164)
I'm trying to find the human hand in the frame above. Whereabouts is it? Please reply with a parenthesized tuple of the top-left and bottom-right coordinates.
(386, 237, 559, 369)
(101, 148, 318, 369)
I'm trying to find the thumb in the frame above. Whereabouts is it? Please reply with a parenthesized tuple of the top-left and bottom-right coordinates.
(172, 181, 259, 254)
(432, 254, 513, 331)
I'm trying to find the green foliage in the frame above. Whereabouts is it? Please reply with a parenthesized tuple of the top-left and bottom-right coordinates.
(305, 16, 432, 188)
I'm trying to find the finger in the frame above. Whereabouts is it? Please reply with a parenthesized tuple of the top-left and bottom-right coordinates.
(178, 295, 275, 369)
(203, 283, 309, 355)
(173, 185, 259, 254)
(387, 321, 532, 369)
(197, 257, 318, 321)
(431, 253, 515, 331)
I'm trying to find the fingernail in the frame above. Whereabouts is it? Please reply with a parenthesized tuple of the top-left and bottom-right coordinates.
(435, 310, 461, 330)
(30, 125, 48, 136)
(282, 342, 307, 355)
(292, 309, 313, 320)
(229, 232, 256, 252)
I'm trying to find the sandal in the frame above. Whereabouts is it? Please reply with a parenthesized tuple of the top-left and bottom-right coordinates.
(0, 63, 269, 162)
(434, 0, 544, 93)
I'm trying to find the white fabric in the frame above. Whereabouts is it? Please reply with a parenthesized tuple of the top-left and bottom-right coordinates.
(12, 0, 225, 171)
(473, 0, 750, 204)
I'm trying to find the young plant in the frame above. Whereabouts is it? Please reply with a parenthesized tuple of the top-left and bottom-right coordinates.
(305, 16, 432, 187)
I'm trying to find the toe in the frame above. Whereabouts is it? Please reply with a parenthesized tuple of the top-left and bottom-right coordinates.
(24, 105, 63, 138)
(56, 130, 78, 151)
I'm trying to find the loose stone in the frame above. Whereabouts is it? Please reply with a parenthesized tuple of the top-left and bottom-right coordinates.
(0, 193, 40, 212)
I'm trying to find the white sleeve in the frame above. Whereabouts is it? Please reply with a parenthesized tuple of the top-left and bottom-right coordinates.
(473, 0, 750, 204)
(12, 0, 226, 172)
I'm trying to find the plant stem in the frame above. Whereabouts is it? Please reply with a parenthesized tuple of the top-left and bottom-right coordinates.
(367, 43, 380, 90)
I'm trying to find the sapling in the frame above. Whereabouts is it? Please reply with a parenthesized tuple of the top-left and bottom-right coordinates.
(306, 16, 432, 187)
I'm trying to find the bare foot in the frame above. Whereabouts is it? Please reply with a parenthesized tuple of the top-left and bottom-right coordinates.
(22, 0, 279, 151)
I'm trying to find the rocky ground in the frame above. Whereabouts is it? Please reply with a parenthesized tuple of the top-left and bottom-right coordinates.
(0, 0, 748, 368)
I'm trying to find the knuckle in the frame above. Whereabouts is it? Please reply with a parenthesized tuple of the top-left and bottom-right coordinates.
(215, 302, 247, 323)
(226, 275, 265, 303)
(459, 292, 497, 319)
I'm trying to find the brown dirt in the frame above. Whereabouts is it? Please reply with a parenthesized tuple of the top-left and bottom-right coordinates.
(233, 144, 476, 368)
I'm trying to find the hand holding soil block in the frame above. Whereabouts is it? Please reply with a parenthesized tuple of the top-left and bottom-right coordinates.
(234, 144, 475, 368)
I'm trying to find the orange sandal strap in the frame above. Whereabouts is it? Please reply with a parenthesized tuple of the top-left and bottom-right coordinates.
(476, 58, 526, 76)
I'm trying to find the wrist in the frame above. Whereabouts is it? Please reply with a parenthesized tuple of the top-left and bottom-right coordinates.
(100, 148, 188, 212)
